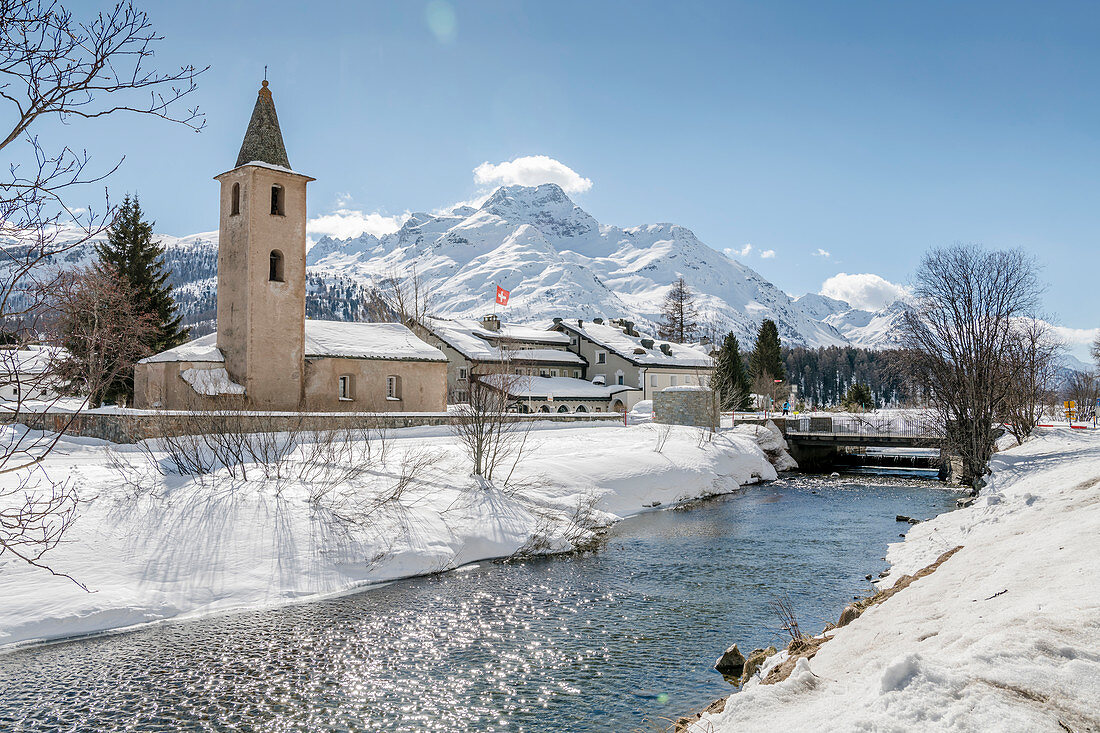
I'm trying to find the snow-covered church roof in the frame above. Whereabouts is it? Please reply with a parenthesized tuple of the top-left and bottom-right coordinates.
(139, 321, 446, 364)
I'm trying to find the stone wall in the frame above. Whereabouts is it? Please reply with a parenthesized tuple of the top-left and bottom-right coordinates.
(653, 387, 718, 429)
(6, 410, 621, 445)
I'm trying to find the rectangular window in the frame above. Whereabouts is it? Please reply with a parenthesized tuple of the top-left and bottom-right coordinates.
(387, 375, 401, 400)
(458, 367, 468, 379)
(573, 370, 581, 378)
(515, 368, 523, 375)
(617, 374, 624, 385)
(550, 369, 559, 377)
(338, 375, 353, 401)
(650, 375, 658, 387)
(455, 389, 469, 403)
(670, 375, 678, 387)
(539, 369, 549, 377)
(596, 351, 606, 364)
(570, 337, 577, 345)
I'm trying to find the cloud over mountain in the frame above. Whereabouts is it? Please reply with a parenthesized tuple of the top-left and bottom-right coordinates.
(820, 272, 909, 311)
(473, 155, 593, 194)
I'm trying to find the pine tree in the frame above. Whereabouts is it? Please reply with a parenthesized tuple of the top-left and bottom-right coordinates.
(713, 332, 752, 410)
(749, 319, 785, 381)
(844, 382, 875, 411)
(93, 194, 187, 404)
(657, 277, 699, 343)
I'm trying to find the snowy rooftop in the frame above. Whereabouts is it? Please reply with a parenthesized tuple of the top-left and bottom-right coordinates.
(480, 374, 639, 399)
(304, 321, 446, 361)
(138, 333, 224, 364)
(423, 317, 573, 362)
(140, 322, 446, 364)
(554, 321, 713, 367)
(0, 346, 55, 374)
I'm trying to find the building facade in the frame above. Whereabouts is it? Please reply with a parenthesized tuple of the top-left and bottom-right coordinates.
(134, 81, 447, 412)
(551, 318, 714, 410)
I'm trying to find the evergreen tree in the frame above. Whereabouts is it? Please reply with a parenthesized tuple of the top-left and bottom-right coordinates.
(93, 194, 187, 403)
(749, 319, 785, 381)
(844, 382, 875, 411)
(713, 332, 752, 410)
(657, 277, 699, 343)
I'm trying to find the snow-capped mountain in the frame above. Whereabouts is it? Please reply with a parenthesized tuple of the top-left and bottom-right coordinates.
(6, 184, 914, 351)
(305, 183, 854, 348)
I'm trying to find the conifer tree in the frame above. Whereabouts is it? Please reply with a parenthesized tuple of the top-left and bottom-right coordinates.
(749, 319, 785, 381)
(92, 194, 187, 403)
(844, 382, 875, 411)
(713, 332, 752, 410)
(658, 277, 699, 343)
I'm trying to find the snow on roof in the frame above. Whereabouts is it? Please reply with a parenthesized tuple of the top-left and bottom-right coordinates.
(304, 320, 446, 362)
(0, 346, 55, 374)
(480, 374, 639, 399)
(180, 367, 245, 396)
(138, 333, 224, 364)
(509, 349, 585, 365)
(555, 321, 713, 367)
(423, 317, 572, 362)
(141, 323, 446, 364)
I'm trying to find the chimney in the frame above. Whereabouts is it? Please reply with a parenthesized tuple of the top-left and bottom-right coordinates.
(641, 338, 654, 349)
(593, 317, 604, 325)
(481, 314, 501, 332)
(553, 317, 562, 324)
(659, 343, 673, 356)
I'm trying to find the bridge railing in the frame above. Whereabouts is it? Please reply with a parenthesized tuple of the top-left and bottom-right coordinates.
(784, 414, 940, 440)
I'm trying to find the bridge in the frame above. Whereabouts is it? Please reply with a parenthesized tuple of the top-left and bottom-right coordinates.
(761, 415, 943, 470)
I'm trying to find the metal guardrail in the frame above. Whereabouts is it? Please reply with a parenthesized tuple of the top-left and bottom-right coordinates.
(783, 415, 940, 440)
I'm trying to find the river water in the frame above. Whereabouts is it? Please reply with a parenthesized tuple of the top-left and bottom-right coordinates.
(0, 475, 962, 732)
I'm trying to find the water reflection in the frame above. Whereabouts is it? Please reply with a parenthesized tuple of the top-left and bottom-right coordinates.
(0, 476, 961, 732)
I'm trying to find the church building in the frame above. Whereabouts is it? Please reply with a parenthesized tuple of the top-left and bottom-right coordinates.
(134, 81, 447, 412)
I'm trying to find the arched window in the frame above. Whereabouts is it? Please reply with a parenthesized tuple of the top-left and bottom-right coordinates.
(557, 404, 569, 413)
(575, 404, 588, 413)
(538, 405, 551, 413)
(269, 250, 284, 282)
(231, 182, 240, 216)
(270, 184, 284, 216)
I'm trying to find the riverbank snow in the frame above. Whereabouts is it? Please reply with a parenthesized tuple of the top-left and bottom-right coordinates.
(691, 428, 1100, 732)
(0, 422, 776, 650)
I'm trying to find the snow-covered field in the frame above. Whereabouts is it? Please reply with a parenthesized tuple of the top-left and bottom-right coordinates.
(692, 428, 1100, 732)
(0, 421, 779, 650)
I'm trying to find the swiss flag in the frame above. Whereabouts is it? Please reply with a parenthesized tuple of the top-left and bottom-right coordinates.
(495, 285, 510, 306)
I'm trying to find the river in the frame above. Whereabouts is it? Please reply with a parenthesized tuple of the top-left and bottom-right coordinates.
(0, 474, 962, 732)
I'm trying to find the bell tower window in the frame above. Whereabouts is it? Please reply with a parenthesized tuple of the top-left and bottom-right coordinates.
(231, 182, 240, 216)
(270, 184, 284, 216)
(269, 249, 284, 282)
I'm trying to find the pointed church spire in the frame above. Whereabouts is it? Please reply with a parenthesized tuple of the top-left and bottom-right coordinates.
(235, 80, 291, 169)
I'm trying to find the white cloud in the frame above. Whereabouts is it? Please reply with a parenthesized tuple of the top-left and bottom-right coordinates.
(820, 272, 910, 311)
(812, 248, 831, 258)
(724, 244, 753, 259)
(473, 155, 593, 194)
(760, 249, 776, 259)
(307, 205, 409, 241)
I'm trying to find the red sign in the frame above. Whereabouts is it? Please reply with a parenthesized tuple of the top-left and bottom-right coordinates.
(496, 285, 510, 306)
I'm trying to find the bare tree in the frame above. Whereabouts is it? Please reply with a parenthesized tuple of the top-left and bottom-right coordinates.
(1063, 370, 1099, 423)
(998, 319, 1063, 442)
(0, 1, 205, 578)
(657, 276, 699, 344)
(378, 266, 434, 326)
(899, 245, 1043, 487)
(450, 351, 533, 484)
(45, 265, 158, 407)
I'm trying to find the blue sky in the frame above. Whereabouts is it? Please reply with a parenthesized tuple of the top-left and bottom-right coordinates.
(59, 1, 1099, 346)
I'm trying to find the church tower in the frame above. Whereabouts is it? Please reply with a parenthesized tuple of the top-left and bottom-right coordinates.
(214, 80, 314, 409)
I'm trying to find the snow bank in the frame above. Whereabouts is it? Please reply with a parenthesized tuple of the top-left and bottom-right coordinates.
(179, 367, 246, 396)
(0, 422, 775, 649)
(692, 428, 1100, 732)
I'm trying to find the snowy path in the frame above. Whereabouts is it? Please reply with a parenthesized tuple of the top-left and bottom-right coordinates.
(0, 422, 778, 650)
(693, 428, 1100, 732)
